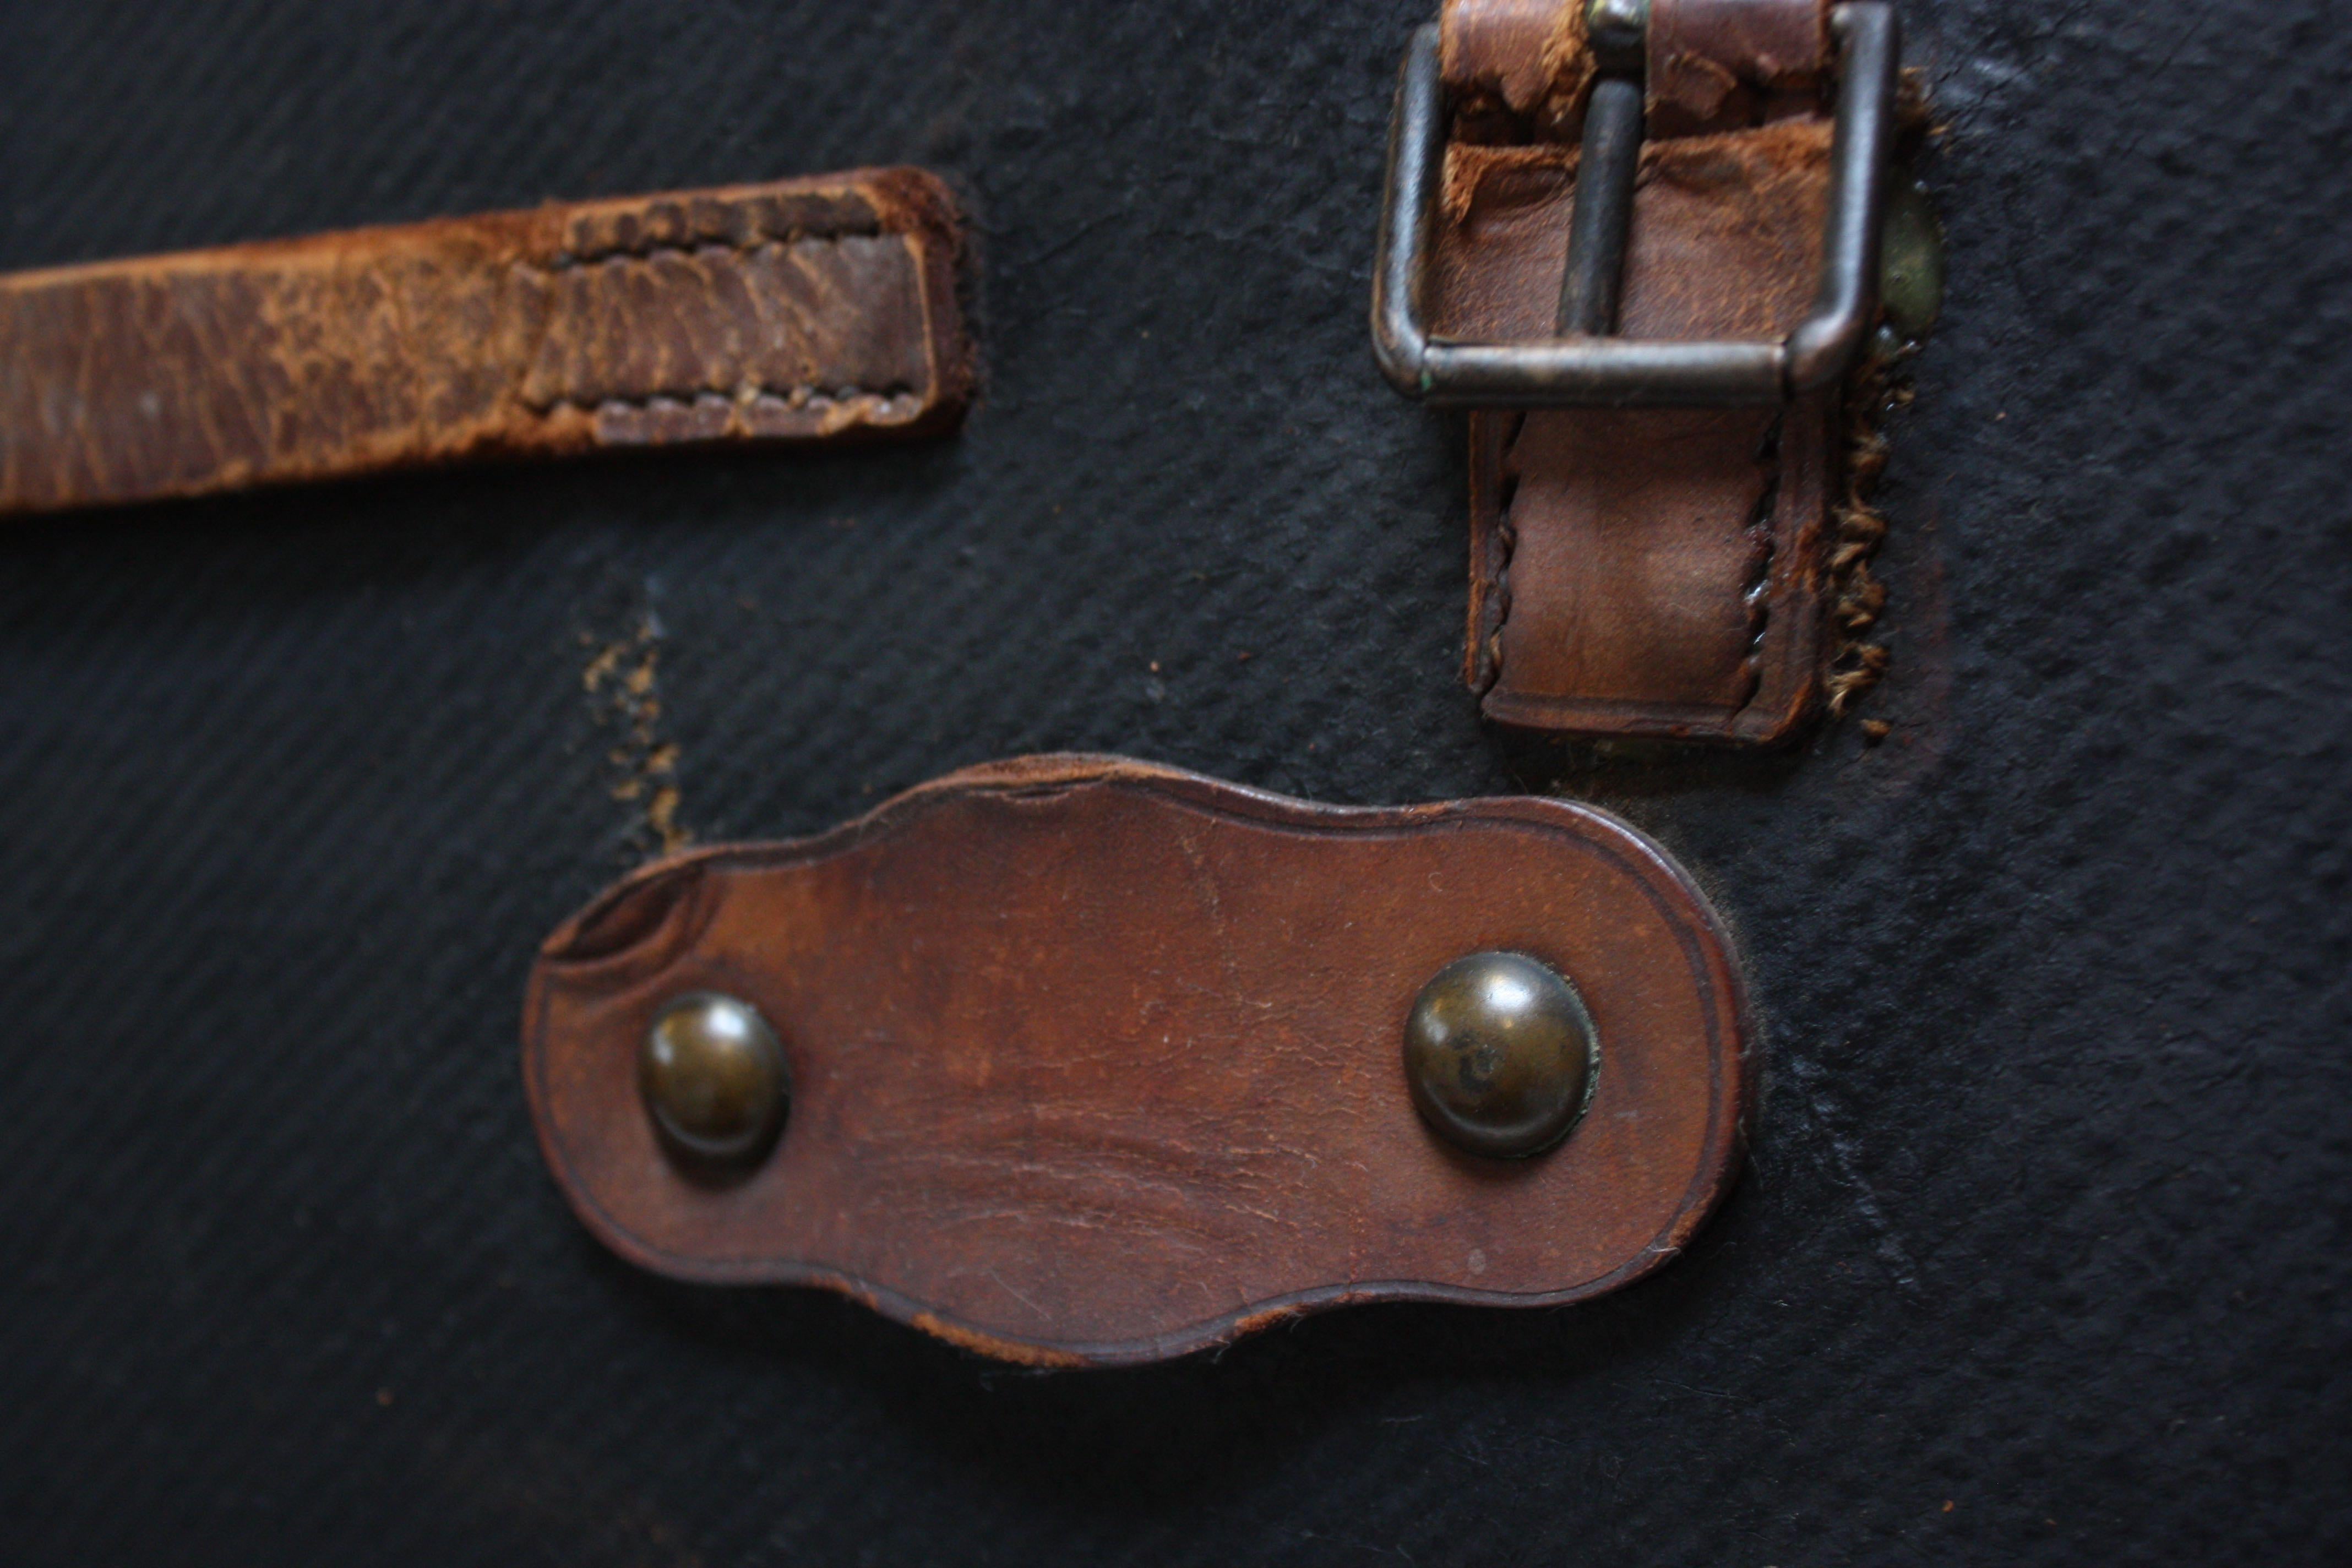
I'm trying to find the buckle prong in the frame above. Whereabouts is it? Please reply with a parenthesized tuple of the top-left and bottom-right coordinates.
(1556, 73, 1646, 337)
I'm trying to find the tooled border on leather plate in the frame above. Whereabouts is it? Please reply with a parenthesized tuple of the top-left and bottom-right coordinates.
(521, 756, 1755, 1368)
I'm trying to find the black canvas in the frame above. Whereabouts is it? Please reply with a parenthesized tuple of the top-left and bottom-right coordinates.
(1, 1, 2346, 1562)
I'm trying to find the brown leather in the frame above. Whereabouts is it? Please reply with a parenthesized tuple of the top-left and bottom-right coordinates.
(524, 755, 1751, 1367)
(0, 168, 971, 514)
(1442, 0, 1595, 141)
(1649, 0, 1832, 130)
(1436, 122, 1836, 741)
(1441, 0, 1831, 137)
(1430, 0, 1843, 744)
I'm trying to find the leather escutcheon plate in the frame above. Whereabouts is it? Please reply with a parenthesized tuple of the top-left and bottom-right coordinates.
(523, 756, 1751, 1366)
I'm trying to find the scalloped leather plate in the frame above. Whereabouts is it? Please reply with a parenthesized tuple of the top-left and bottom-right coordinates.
(523, 756, 1750, 1366)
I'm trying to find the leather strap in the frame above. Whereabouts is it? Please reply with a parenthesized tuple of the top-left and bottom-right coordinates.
(1441, 0, 1596, 141)
(1649, 0, 1831, 129)
(1433, 0, 1844, 744)
(525, 756, 1750, 1367)
(0, 167, 971, 514)
(1442, 0, 1829, 137)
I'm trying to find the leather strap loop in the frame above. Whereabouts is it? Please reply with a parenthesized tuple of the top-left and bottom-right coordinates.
(0, 168, 971, 514)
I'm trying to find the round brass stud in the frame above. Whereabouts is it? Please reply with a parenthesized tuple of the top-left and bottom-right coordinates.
(639, 992, 788, 1166)
(1403, 952, 1598, 1160)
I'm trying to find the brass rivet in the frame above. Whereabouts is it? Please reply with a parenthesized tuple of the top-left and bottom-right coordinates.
(1403, 952, 1599, 1160)
(639, 993, 788, 1166)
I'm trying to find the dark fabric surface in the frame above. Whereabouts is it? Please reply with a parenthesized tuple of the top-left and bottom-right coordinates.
(1, 1, 2345, 1562)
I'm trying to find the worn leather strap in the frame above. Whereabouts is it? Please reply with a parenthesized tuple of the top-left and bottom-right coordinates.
(1441, 0, 1596, 140)
(0, 167, 971, 514)
(1433, 0, 1842, 743)
(524, 756, 1750, 1367)
(1442, 0, 1830, 135)
(1435, 122, 1836, 739)
(1649, 0, 1832, 129)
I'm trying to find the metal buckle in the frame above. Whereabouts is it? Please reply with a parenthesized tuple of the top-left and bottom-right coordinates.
(1372, 2, 1901, 409)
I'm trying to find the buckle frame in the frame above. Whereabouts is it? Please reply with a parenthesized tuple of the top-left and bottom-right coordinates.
(1371, 1, 1900, 409)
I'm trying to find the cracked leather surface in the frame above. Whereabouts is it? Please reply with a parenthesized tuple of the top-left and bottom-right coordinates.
(0, 171, 970, 512)
(0, 1, 2345, 1564)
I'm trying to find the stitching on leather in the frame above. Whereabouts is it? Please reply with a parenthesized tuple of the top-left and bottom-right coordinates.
(525, 384, 918, 417)
(511, 222, 909, 416)
(1825, 361, 1899, 718)
(539, 224, 881, 271)
(1481, 412, 1529, 697)
(1734, 414, 1785, 714)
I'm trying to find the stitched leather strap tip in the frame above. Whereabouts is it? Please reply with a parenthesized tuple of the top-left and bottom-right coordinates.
(0, 167, 973, 514)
